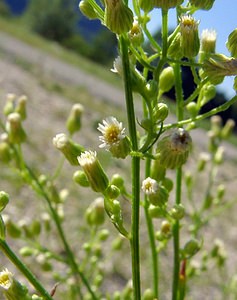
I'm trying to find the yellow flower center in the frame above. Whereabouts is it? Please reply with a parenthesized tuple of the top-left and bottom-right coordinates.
(104, 125, 121, 144)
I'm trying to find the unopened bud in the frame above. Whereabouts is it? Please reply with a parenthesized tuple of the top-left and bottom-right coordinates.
(0, 191, 9, 213)
(153, 0, 184, 10)
(170, 203, 185, 220)
(190, 0, 215, 10)
(104, 0, 133, 34)
(186, 102, 199, 118)
(73, 170, 90, 187)
(183, 239, 200, 258)
(139, 0, 153, 12)
(153, 103, 169, 123)
(168, 32, 183, 59)
(66, 103, 84, 135)
(221, 119, 235, 139)
(85, 197, 105, 226)
(79, 0, 98, 19)
(3, 93, 16, 116)
(0, 141, 12, 163)
(128, 20, 144, 47)
(158, 66, 175, 97)
(180, 15, 200, 58)
(15, 95, 27, 120)
(143, 288, 155, 300)
(226, 28, 237, 58)
(53, 133, 84, 165)
(105, 185, 120, 199)
(6, 113, 26, 144)
(77, 151, 109, 193)
(199, 29, 216, 63)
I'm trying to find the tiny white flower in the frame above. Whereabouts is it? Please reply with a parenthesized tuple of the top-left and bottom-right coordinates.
(77, 150, 97, 166)
(111, 57, 123, 76)
(0, 268, 13, 290)
(142, 177, 158, 195)
(98, 117, 126, 149)
(53, 133, 68, 149)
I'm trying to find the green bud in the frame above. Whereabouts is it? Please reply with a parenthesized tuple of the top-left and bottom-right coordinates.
(66, 103, 84, 135)
(79, 0, 98, 19)
(78, 151, 109, 193)
(85, 197, 105, 226)
(73, 170, 90, 187)
(15, 95, 27, 121)
(197, 152, 210, 172)
(221, 119, 235, 139)
(153, 102, 169, 122)
(199, 84, 216, 106)
(128, 20, 144, 47)
(105, 185, 120, 199)
(139, 0, 153, 12)
(168, 32, 183, 59)
(30, 220, 41, 237)
(156, 220, 172, 240)
(210, 115, 222, 137)
(227, 29, 237, 58)
(112, 235, 124, 250)
(0, 191, 9, 213)
(98, 229, 109, 241)
(216, 184, 225, 200)
(19, 246, 36, 257)
(158, 66, 175, 97)
(5, 219, 21, 239)
(6, 113, 26, 144)
(140, 118, 153, 131)
(148, 205, 166, 218)
(186, 101, 199, 118)
(180, 15, 200, 58)
(143, 288, 154, 300)
(156, 128, 192, 169)
(202, 54, 237, 84)
(214, 146, 224, 164)
(41, 212, 51, 232)
(183, 239, 200, 258)
(109, 135, 131, 159)
(151, 159, 166, 182)
(153, 0, 184, 9)
(3, 93, 16, 116)
(0, 141, 12, 163)
(110, 174, 124, 190)
(53, 133, 84, 165)
(190, 0, 215, 10)
(170, 203, 185, 220)
(104, 0, 133, 34)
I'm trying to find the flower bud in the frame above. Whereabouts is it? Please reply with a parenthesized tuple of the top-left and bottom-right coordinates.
(158, 66, 175, 97)
(104, 0, 133, 34)
(6, 113, 26, 144)
(3, 93, 16, 116)
(170, 203, 185, 220)
(139, 0, 153, 12)
(189, 0, 215, 10)
(112, 235, 124, 250)
(156, 220, 172, 240)
(143, 288, 155, 300)
(128, 20, 144, 47)
(142, 177, 168, 206)
(19, 246, 36, 257)
(197, 152, 210, 172)
(168, 32, 183, 59)
(85, 197, 105, 226)
(53, 133, 84, 165)
(0, 269, 30, 300)
(180, 15, 200, 58)
(153, 0, 184, 9)
(153, 103, 169, 122)
(151, 159, 166, 182)
(73, 170, 90, 187)
(79, 0, 98, 19)
(66, 103, 84, 135)
(186, 101, 199, 118)
(221, 119, 235, 139)
(214, 146, 224, 164)
(109, 135, 131, 159)
(111, 174, 124, 189)
(0, 141, 12, 163)
(156, 128, 192, 169)
(148, 205, 166, 218)
(0, 191, 9, 213)
(98, 229, 109, 241)
(202, 54, 237, 84)
(183, 239, 200, 258)
(77, 151, 109, 193)
(199, 83, 216, 106)
(199, 29, 216, 63)
(15, 95, 27, 121)
(5, 219, 21, 239)
(227, 29, 237, 58)
(105, 185, 120, 199)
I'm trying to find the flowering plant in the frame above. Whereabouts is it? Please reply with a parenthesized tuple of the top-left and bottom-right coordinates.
(0, 1, 237, 299)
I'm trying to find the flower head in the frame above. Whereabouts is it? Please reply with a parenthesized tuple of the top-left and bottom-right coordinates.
(142, 177, 158, 195)
(0, 269, 13, 290)
(98, 117, 126, 149)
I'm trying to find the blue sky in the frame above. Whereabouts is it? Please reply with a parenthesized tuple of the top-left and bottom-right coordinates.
(130, 0, 237, 98)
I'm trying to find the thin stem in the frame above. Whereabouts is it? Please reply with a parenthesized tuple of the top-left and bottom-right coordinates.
(172, 62, 184, 300)
(144, 156, 159, 298)
(0, 239, 53, 300)
(120, 35, 141, 300)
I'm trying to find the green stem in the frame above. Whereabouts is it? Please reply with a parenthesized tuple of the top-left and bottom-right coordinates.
(0, 239, 53, 300)
(144, 157, 159, 298)
(172, 63, 184, 300)
(120, 35, 141, 300)
(25, 166, 98, 300)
